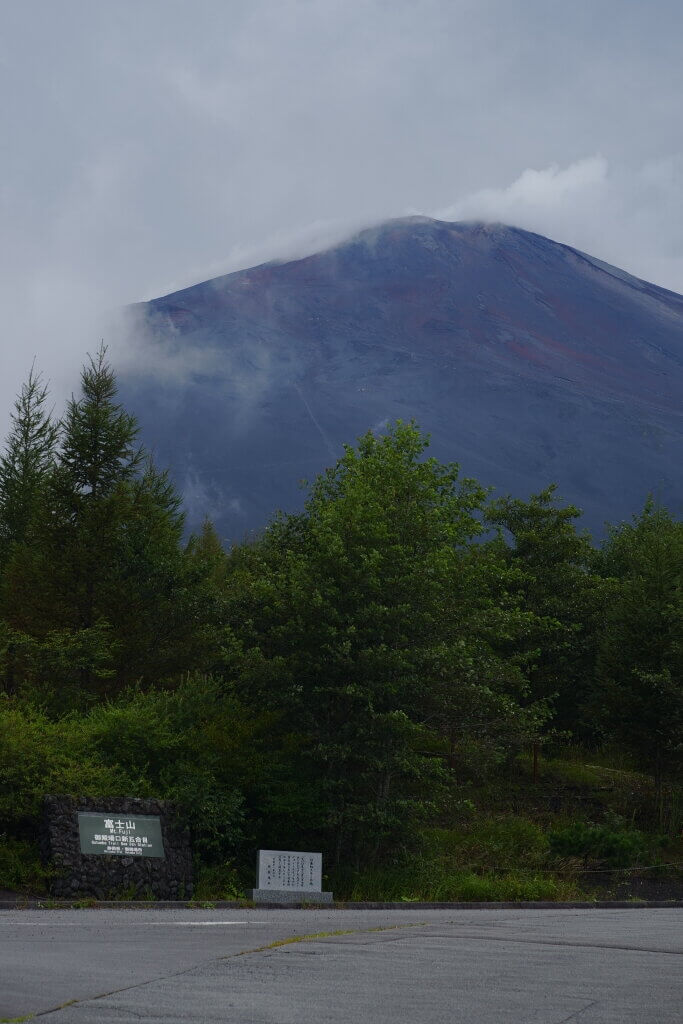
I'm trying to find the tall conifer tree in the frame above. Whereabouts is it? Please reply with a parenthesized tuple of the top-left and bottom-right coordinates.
(1, 347, 214, 702)
(0, 366, 58, 566)
(485, 486, 606, 735)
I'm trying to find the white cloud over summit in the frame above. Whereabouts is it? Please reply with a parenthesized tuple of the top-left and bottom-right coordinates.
(440, 157, 609, 218)
(436, 155, 683, 291)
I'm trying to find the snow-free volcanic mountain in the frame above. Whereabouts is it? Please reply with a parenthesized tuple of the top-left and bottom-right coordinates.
(121, 218, 683, 540)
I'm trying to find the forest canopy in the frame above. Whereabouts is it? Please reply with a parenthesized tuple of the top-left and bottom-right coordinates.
(0, 350, 680, 888)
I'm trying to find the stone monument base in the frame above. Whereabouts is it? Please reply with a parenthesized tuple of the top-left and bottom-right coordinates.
(248, 888, 333, 905)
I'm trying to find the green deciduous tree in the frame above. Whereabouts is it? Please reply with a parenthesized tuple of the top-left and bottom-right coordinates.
(228, 422, 547, 865)
(593, 501, 682, 812)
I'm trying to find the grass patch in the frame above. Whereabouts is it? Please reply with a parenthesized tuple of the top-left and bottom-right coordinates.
(232, 922, 427, 957)
(534, 756, 652, 793)
(425, 816, 550, 870)
(332, 810, 605, 901)
(339, 866, 585, 902)
(245, 929, 357, 952)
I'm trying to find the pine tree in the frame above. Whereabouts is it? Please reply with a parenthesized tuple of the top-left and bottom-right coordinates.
(485, 486, 606, 736)
(1, 347, 213, 703)
(0, 366, 58, 566)
(54, 344, 144, 632)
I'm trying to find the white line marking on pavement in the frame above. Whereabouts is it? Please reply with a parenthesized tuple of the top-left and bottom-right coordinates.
(14, 920, 268, 926)
(152, 921, 269, 926)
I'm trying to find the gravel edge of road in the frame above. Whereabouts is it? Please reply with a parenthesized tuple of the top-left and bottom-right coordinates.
(1, 899, 683, 910)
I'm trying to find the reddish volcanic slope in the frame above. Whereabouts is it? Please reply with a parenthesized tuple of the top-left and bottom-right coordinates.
(122, 218, 683, 539)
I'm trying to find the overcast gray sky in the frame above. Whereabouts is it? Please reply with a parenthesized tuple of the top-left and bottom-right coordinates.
(1, 0, 682, 429)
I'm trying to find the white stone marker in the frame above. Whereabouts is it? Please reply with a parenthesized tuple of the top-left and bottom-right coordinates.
(248, 849, 333, 904)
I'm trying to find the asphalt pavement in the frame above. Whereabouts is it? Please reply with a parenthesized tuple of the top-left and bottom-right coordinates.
(1, 907, 681, 1023)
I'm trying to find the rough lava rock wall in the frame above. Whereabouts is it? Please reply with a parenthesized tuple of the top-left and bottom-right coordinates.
(41, 796, 193, 900)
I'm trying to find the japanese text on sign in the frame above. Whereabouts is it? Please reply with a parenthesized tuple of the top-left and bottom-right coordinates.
(256, 850, 322, 891)
(77, 812, 165, 858)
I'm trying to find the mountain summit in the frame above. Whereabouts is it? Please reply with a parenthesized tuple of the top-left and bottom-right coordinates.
(121, 218, 683, 539)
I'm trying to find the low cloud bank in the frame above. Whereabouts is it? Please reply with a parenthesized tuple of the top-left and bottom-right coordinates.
(435, 155, 683, 293)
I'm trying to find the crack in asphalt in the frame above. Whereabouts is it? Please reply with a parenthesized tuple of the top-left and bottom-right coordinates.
(422, 931, 682, 955)
(556, 999, 600, 1023)
(17, 916, 681, 1020)
(30, 921, 431, 1019)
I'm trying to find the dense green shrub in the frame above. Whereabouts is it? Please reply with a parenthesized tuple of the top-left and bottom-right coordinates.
(0, 677, 250, 863)
(80, 678, 249, 861)
(0, 697, 129, 832)
(548, 821, 650, 868)
(193, 861, 246, 901)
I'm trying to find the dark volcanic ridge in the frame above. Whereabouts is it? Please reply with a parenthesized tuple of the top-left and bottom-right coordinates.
(119, 218, 683, 540)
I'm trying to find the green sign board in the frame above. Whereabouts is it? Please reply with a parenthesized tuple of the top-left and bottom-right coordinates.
(77, 812, 165, 858)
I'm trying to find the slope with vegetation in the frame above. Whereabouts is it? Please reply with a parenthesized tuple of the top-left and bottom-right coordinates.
(0, 351, 680, 901)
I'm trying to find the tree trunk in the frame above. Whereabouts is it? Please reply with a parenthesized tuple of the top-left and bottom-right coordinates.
(4, 643, 16, 696)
